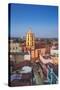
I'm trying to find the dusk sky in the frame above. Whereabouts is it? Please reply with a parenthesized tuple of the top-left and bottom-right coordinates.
(9, 3, 58, 38)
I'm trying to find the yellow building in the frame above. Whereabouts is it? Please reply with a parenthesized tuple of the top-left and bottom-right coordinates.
(26, 28, 35, 50)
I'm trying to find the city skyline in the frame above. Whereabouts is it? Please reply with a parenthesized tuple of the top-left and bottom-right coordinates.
(9, 3, 58, 38)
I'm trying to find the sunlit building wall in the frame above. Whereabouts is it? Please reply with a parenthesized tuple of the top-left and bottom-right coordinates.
(26, 28, 35, 50)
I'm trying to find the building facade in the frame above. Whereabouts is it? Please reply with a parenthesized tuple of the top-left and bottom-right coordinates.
(10, 40, 22, 53)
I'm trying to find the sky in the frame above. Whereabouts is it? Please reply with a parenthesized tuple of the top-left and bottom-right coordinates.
(9, 3, 58, 38)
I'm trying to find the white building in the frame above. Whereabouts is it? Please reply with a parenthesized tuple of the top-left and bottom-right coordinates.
(24, 54, 31, 61)
(50, 46, 58, 56)
(10, 42, 22, 53)
(50, 49, 58, 56)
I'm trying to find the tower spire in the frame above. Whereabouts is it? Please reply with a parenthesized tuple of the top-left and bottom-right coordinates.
(26, 27, 35, 50)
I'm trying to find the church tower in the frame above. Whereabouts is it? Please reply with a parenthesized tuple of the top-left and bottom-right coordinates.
(26, 27, 35, 50)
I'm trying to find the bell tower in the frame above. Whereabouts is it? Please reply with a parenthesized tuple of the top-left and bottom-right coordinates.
(26, 27, 35, 50)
